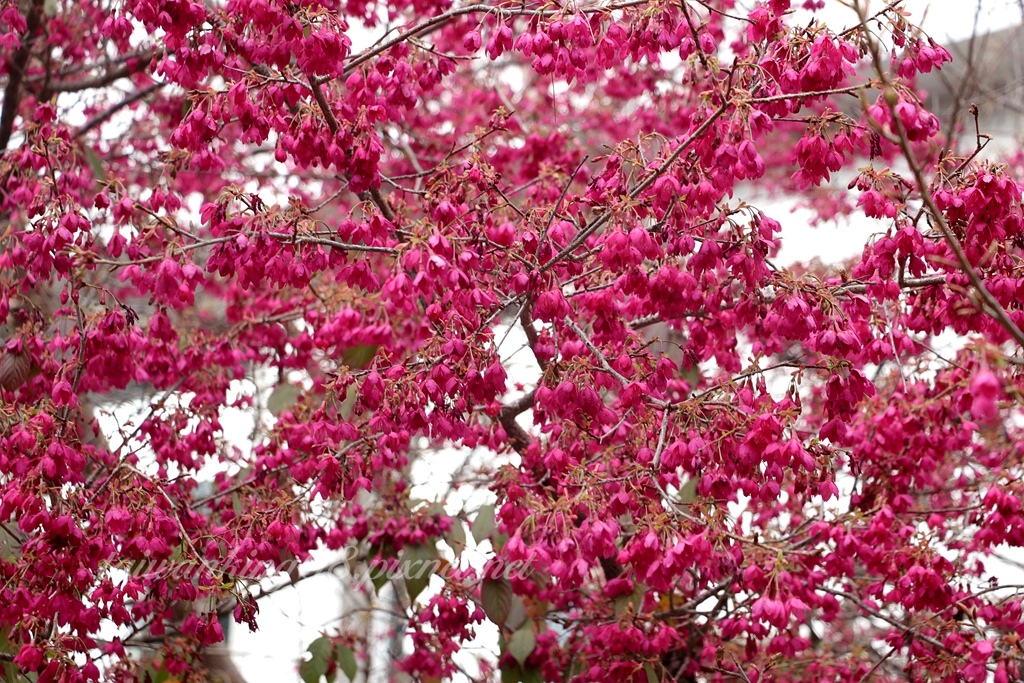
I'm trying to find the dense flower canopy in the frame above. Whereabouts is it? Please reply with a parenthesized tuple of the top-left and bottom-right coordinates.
(2, 0, 1024, 681)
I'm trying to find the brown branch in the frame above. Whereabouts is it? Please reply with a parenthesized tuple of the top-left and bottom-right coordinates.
(267, 232, 398, 255)
(680, 0, 710, 70)
(837, 274, 947, 294)
(855, 2, 1024, 349)
(308, 76, 397, 223)
(361, 186, 396, 223)
(745, 84, 868, 104)
(539, 99, 730, 274)
(337, 0, 650, 81)
(76, 81, 165, 138)
(45, 49, 160, 94)
(819, 586, 947, 652)
(308, 77, 341, 136)
(565, 316, 632, 388)
(0, 0, 44, 153)
(498, 389, 534, 456)
(498, 318, 627, 581)
(518, 301, 547, 372)
(935, 0, 985, 156)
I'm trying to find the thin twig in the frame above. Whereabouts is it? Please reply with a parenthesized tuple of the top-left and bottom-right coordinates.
(0, 0, 44, 153)
(76, 81, 165, 138)
(855, 0, 1024, 349)
(540, 99, 731, 274)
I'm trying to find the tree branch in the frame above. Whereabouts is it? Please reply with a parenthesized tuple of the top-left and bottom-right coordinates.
(45, 49, 159, 95)
(855, 1, 1024, 349)
(540, 100, 730, 273)
(76, 81, 165, 138)
(308, 76, 397, 223)
(498, 389, 534, 456)
(0, 0, 44, 153)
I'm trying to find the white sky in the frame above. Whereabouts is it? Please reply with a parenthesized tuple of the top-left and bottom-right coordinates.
(807, 0, 1022, 40)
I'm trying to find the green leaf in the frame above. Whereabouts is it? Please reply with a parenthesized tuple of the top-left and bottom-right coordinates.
(567, 657, 584, 682)
(300, 637, 334, 683)
(141, 665, 170, 683)
(341, 344, 378, 369)
(508, 623, 536, 666)
(499, 664, 521, 683)
(643, 662, 659, 683)
(268, 382, 302, 416)
(680, 364, 701, 396)
(370, 562, 390, 594)
(337, 385, 358, 420)
(446, 518, 467, 556)
(334, 644, 357, 681)
(298, 658, 323, 683)
(614, 581, 646, 618)
(677, 477, 698, 504)
(0, 632, 19, 683)
(480, 576, 512, 626)
(402, 543, 439, 602)
(472, 504, 496, 544)
(505, 594, 528, 630)
(613, 593, 633, 617)
(631, 584, 645, 614)
(82, 145, 106, 183)
(521, 666, 544, 683)
(309, 638, 334, 670)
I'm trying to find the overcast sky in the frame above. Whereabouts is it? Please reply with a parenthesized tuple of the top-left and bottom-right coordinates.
(808, 0, 1022, 41)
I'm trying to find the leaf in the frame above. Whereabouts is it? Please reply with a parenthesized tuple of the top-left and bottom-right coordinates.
(614, 582, 644, 617)
(499, 664, 521, 683)
(402, 543, 439, 602)
(341, 344, 378, 369)
(139, 664, 171, 683)
(370, 562, 390, 594)
(300, 637, 334, 683)
(446, 518, 467, 556)
(334, 644, 357, 681)
(680, 363, 701, 395)
(505, 594, 528, 630)
(82, 145, 106, 183)
(643, 662, 659, 683)
(677, 477, 698, 504)
(508, 623, 536, 666)
(520, 666, 544, 683)
(567, 657, 584, 682)
(337, 385, 358, 419)
(472, 504, 496, 544)
(268, 382, 302, 417)
(0, 633, 18, 683)
(613, 593, 633, 618)
(631, 584, 645, 614)
(480, 576, 512, 626)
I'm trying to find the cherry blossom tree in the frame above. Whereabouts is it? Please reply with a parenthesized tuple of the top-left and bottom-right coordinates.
(2, 0, 1024, 681)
